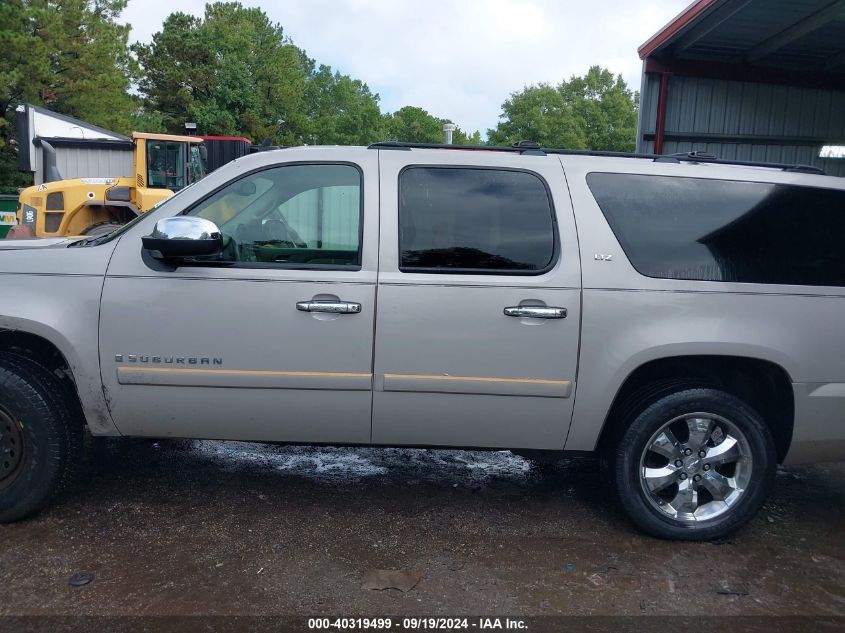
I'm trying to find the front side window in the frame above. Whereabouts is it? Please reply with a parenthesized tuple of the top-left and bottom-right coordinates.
(587, 173, 845, 287)
(147, 141, 186, 190)
(399, 167, 556, 274)
(189, 163, 362, 268)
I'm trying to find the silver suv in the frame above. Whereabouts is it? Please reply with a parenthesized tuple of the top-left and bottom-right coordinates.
(1, 142, 843, 540)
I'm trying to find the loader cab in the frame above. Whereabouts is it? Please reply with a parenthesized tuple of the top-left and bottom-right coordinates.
(133, 132, 206, 192)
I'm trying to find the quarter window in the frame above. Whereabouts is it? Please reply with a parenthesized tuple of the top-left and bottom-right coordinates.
(189, 164, 362, 268)
(399, 167, 556, 274)
(587, 173, 845, 287)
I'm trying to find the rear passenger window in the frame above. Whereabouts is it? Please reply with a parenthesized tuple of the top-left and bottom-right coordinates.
(399, 167, 556, 274)
(587, 173, 845, 287)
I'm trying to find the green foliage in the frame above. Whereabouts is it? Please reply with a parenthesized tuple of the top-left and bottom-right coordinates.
(383, 106, 481, 145)
(0, 132, 31, 193)
(134, 3, 310, 144)
(0, 0, 637, 195)
(488, 66, 639, 151)
(384, 106, 443, 143)
(0, 0, 135, 132)
(133, 3, 477, 147)
(304, 65, 384, 146)
(0, 0, 136, 192)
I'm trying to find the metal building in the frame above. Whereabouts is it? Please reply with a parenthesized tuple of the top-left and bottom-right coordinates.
(16, 104, 133, 185)
(636, 0, 845, 176)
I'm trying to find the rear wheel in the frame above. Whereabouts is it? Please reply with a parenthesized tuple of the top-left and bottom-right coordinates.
(613, 388, 776, 540)
(0, 353, 82, 522)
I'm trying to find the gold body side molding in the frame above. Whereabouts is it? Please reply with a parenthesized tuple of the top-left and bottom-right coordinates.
(117, 367, 373, 391)
(382, 373, 573, 398)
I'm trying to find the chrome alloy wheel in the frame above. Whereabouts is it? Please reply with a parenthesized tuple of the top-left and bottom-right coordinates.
(639, 413, 753, 522)
(0, 408, 24, 490)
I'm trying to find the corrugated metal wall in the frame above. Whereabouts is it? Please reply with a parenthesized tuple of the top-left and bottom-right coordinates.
(280, 186, 360, 249)
(638, 74, 845, 177)
(34, 146, 133, 184)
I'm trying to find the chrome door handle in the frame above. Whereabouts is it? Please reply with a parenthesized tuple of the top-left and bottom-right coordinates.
(296, 300, 362, 314)
(504, 306, 567, 319)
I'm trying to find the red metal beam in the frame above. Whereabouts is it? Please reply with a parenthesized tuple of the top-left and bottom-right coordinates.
(638, 0, 721, 60)
(644, 57, 845, 90)
(653, 73, 672, 155)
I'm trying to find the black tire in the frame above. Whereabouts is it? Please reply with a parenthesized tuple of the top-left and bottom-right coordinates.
(0, 352, 82, 522)
(613, 387, 776, 540)
(82, 222, 123, 237)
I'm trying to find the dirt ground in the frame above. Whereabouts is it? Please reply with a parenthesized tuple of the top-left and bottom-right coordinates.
(0, 438, 843, 627)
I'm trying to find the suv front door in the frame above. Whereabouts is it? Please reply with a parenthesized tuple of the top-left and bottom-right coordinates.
(99, 150, 377, 443)
(372, 149, 582, 449)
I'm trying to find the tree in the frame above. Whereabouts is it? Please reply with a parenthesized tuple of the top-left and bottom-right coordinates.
(383, 106, 480, 144)
(488, 66, 638, 151)
(134, 2, 310, 144)
(304, 64, 383, 146)
(0, 0, 136, 191)
(135, 3, 487, 147)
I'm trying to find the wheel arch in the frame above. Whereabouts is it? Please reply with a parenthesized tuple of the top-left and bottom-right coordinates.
(0, 325, 117, 436)
(64, 202, 139, 236)
(595, 355, 794, 463)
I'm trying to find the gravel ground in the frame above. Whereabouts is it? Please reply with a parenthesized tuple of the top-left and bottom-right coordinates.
(0, 438, 843, 624)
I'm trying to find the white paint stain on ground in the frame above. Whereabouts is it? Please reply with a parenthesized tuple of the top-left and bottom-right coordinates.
(191, 441, 532, 485)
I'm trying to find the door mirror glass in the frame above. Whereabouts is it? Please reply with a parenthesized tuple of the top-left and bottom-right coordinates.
(142, 216, 223, 260)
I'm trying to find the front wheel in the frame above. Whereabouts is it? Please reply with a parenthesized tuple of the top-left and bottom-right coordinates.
(613, 388, 777, 540)
(0, 353, 82, 522)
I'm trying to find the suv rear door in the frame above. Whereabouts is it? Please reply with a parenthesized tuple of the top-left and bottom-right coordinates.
(371, 149, 582, 449)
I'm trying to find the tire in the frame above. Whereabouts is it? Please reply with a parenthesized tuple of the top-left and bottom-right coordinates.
(82, 222, 123, 237)
(613, 387, 776, 540)
(0, 352, 82, 522)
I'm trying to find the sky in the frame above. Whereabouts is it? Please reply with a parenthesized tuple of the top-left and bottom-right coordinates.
(121, 0, 687, 135)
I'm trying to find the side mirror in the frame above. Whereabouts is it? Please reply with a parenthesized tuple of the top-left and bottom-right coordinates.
(142, 216, 223, 260)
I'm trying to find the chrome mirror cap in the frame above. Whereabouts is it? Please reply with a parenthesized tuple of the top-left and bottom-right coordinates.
(150, 216, 221, 241)
(142, 216, 224, 260)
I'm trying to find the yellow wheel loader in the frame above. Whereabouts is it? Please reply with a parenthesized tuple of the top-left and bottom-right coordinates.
(14, 132, 205, 238)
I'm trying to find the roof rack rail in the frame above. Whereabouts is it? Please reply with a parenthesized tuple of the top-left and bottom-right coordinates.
(672, 150, 718, 160)
(366, 141, 827, 175)
(368, 141, 542, 155)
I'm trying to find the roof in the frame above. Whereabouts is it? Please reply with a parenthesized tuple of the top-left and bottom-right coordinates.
(21, 104, 131, 142)
(199, 135, 253, 143)
(131, 132, 204, 143)
(639, 0, 845, 75)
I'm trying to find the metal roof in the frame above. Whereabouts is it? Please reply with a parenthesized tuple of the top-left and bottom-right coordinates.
(640, 0, 845, 75)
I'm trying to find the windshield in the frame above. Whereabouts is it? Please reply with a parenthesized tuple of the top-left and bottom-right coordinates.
(147, 141, 186, 190)
(188, 145, 205, 184)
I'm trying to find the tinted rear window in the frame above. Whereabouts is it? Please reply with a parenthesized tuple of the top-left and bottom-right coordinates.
(587, 173, 845, 287)
(399, 167, 556, 274)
